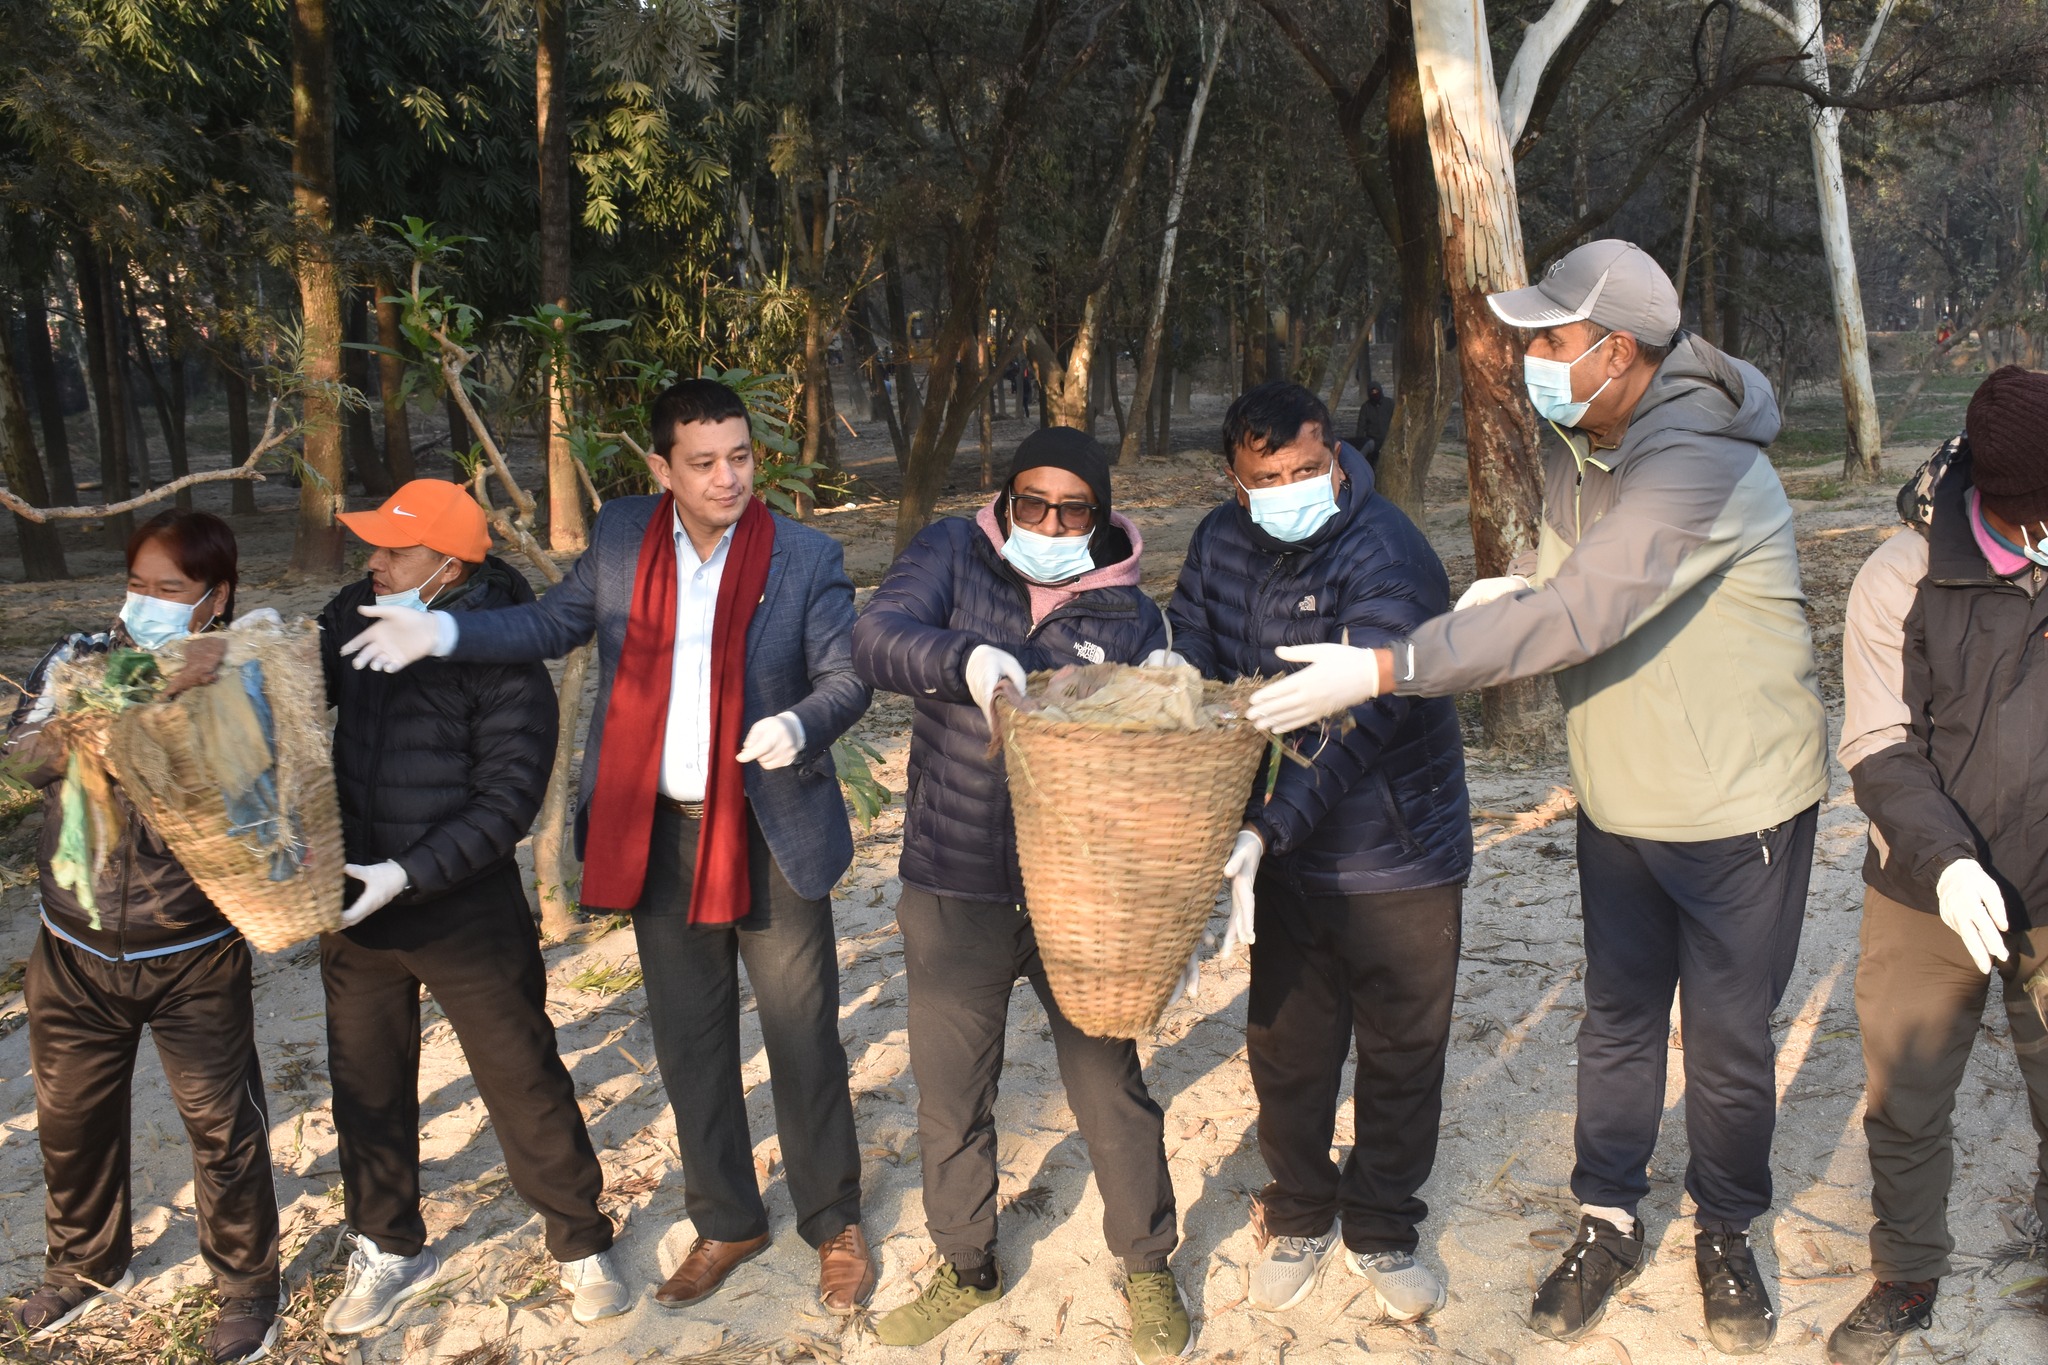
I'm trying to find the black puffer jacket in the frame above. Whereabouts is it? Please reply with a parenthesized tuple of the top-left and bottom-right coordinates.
(319, 558, 557, 932)
(1167, 445, 1472, 895)
(852, 512, 1166, 903)
(6, 633, 233, 958)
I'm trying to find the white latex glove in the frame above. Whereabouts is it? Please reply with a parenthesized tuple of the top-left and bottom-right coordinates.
(340, 606, 454, 673)
(964, 644, 1028, 728)
(1142, 649, 1188, 668)
(735, 712, 804, 769)
(1166, 950, 1201, 1008)
(1245, 642, 1386, 733)
(1936, 858, 2010, 974)
(1454, 575, 1531, 611)
(1219, 829, 1262, 956)
(342, 861, 409, 927)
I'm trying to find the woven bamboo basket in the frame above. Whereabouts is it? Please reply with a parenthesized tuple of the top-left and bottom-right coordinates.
(997, 666, 1268, 1039)
(58, 619, 343, 952)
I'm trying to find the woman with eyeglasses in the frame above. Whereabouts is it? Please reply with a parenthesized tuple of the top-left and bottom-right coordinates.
(851, 427, 1190, 1362)
(1, 511, 280, 1361)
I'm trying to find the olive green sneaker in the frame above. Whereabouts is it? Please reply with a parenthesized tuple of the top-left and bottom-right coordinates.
(1125, 1270, 1191, 1364)
(874, 1262, 1003, 1347)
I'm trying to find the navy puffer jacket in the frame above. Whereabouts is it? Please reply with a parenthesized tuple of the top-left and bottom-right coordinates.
(1167, 445, 1471, 895)
(853, 514, 1167, 903)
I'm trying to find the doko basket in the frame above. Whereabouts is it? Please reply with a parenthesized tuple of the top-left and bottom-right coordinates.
(81, 619, 343, 952)
(996, 668, 1268, 1038)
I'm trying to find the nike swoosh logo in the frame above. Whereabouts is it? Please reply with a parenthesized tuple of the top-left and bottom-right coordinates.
(392, 507, 418, 517)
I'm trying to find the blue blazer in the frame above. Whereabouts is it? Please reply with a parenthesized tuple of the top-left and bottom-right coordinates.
(449, 495, 873, 902)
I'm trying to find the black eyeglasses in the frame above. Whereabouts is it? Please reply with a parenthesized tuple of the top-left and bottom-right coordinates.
(1009, 493, 1098, 531)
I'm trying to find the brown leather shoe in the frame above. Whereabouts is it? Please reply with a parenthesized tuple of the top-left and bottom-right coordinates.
(818, 1224, 876, 1313)
(654, 1234, 771, 1309)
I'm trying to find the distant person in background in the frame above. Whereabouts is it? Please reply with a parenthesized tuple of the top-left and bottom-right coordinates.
(2, 512, 280, 1364)
(1351, 382, 1392, 467)
(851, 427, 1189, 1363)
(1829, 368, 2048, 1365)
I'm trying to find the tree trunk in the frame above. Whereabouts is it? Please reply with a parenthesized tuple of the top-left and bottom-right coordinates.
(1376, 0, 1456, 520)
(538, 0, 586, 551)
(532, 643, 592, 940)
(1413, 0, 1560, 754)
(290, 0, 346, 573)
(1048, 62, 1169, 440)
(375, 279, 416, 483)
(1123, 6, 1233, 465)
(799, 288, 842, 507)
(342, 287, 391, 497)
(22, 288, 76, 504)
(0, 330, 68, 579)
(75, 245, 134, 545)
(1786, 0, 1883, 480)
(1152, 356, 1171, 456)
(222, 354, 258, 516)
(882, 244, 924, 441)
(894, 0, 1071, 552)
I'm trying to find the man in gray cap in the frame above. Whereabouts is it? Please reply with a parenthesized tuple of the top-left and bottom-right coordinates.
(1243, 239, 1827, 1354)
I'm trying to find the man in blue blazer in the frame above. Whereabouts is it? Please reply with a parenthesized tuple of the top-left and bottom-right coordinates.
(341, 378, 877, 1314)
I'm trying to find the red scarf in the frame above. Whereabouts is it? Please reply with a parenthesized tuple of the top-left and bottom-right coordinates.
(581, 498, 775, 921)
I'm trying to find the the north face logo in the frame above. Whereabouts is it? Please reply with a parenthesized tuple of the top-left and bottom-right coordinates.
(1076, 641, 1105, 664)
(1297, 594, 1316, 613)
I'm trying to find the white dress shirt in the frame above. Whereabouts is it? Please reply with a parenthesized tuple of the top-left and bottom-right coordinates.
(661, 514, 735, 801)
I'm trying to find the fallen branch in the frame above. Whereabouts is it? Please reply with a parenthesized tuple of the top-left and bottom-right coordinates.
(0, 400, 293, 523)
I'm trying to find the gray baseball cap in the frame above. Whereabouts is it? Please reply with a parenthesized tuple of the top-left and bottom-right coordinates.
(1488, 239, 1681, 347)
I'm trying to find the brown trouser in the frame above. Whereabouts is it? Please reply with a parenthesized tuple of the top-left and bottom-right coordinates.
(24, 928, 279, 1298)
(1856, 885, 2048, 1280)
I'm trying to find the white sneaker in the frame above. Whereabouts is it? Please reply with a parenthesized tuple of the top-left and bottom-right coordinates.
(322, 1234, 441, 1336)
(1247, 1229, 1338, 1311)
(1347, 1248, 1446, 1321)
(560, 1249, 630, 1324)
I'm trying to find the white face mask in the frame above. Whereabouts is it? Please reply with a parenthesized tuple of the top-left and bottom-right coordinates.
(1523, 331, 1615, 427)
(1234, 463, 1341, 543)
(1001, 523, 1097, 584)
(375, 557, 456, 612)
(120, 590, 212, 650)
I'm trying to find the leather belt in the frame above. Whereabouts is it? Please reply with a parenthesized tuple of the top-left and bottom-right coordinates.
(656, 795, 705, 819)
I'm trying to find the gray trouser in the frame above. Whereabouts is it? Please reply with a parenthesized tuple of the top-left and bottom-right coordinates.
(1857, 885, 2048, 1280)
(896, 887, 1177, 1272)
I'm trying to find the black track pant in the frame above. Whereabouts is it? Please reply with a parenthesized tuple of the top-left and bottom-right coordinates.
(321, 866, 612, 1262)
(1571, 804, 1816, 1230)
(1246, 876, 1463, 1255)
(26, 929, 278, 1298)
(897, 887, 1177, 1273)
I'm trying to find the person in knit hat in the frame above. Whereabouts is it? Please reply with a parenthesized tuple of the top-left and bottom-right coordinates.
(1830, 364, 2048, 1364)
(849, 428, 1193, 1362)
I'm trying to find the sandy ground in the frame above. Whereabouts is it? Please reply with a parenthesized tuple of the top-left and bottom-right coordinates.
(0, 387, 2043, 1364)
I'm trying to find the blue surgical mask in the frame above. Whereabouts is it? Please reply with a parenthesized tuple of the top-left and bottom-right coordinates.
(374, 557, 455, 612)
(119, 590, 208, 650)
(1001, 524, 1096, 584)
(1978, 507, 2048, 568)
(1523, 332, 1615, 427)
(1235, 464, 1341, 543)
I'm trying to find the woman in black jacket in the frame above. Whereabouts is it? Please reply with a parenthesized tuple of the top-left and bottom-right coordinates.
(2, 511, 280, 1362)
(851, 429, 1191, 1363)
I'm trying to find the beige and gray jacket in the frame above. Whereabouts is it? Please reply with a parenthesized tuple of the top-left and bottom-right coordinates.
(1396, 334, 1828, 840)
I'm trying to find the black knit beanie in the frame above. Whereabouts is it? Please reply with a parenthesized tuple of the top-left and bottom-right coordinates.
(1966, 365, 2048, 525)
(999, 426, 1129, 565)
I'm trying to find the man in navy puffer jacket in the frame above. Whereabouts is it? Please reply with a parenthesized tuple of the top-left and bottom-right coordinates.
(1168, 381, 1471, 1320)
(852, 428, 1191, 1363)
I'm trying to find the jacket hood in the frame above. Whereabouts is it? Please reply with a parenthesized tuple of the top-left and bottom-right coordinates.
(1233, 442, 1374, 556)
(1626, 333, 1782, 452)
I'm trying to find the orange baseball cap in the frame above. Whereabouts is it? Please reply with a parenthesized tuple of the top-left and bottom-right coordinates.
(337, 480, 492, 562)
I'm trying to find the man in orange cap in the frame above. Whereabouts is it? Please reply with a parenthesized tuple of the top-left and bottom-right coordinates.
(314, 480, 628, 1336)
